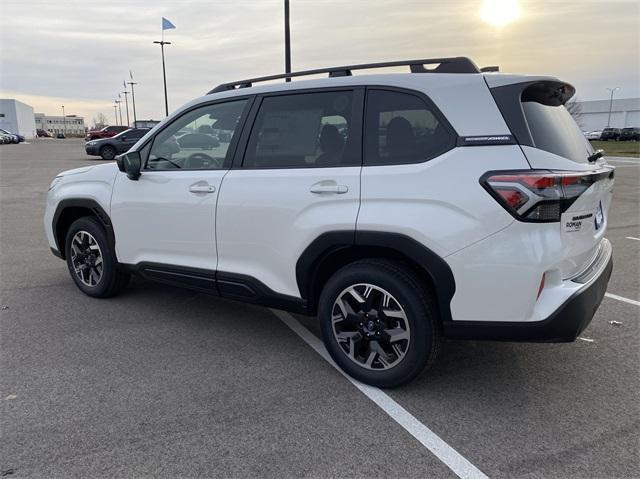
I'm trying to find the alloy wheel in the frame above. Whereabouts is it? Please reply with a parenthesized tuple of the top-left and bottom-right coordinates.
(70, 231, 103, 287)
(331, 283, 411, 370)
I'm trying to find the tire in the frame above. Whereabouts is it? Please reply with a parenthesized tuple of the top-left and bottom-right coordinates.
(64, 216, 129, 298)
(100, 145, 116, 160)
(318, 259, 440, 388)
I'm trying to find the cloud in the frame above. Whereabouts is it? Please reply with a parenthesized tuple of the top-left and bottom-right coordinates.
(1, 0, 638, 125)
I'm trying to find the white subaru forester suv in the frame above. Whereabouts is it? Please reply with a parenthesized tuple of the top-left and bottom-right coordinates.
(45, 58, 614, 387)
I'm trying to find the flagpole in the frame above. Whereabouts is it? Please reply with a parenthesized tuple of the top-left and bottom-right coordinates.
(113, 103, 119, 126)
(284, 0, 291, 81)
(154, 39, 171, 116)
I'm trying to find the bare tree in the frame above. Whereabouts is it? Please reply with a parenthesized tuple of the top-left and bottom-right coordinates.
(92, 112, 109, 130)
(566, 98, 584, 129)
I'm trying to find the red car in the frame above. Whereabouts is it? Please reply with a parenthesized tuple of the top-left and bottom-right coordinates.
(85, 125, 129, 141)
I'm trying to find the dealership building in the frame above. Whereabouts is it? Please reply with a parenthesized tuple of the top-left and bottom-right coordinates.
(34, 113, 86, 137)
(0, 99, 37, 139)
(576, 97, 640, 132)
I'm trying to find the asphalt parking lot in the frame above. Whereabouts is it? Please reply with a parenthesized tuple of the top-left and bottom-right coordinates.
(1, 139, 638, 478)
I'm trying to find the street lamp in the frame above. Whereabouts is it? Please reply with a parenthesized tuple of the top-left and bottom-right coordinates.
(113, 102, 119, 126)
(115, 100, 123, 126)
(61, 105, 66, 136)
(121, 86, 131, 127)
(606, 87, 620, 127)
(128, 72, 138, 126)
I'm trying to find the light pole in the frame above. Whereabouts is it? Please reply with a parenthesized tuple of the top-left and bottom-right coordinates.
(122, 88, 130, 126)
(284, 0, 291, 81)
(61, 105, 66, 136)
(115, 100, 123, 126)
(154, 40, 171, 116)
(606, 87, 620, 127)
(128, 73, 138, 126)
(113, 103, 119, 125)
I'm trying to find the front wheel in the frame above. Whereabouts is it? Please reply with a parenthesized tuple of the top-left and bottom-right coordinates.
(318, 259, 440, 388)
(100, 145, 116, 160)
(65, 216, 129, 298)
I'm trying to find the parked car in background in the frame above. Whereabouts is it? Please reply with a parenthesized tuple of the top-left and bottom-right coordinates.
(37, 129, 53, 138)
(0, 133, 14, 144)
(85, 128, 150, 160)
(0, 128, 24, 143)
(585, 130, 602, 140)
(600, 128, 621, 141)
(85, 125, 129, 141)
(56, 133, 66, 139)
(619, 127, 639, 141)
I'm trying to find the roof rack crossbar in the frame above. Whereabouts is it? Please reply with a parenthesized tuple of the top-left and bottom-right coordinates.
(208, 57, 480, 94)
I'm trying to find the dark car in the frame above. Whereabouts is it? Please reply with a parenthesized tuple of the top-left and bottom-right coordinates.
(85, 125, 129, 141)
(176, 132, 220, 149)
(37, 129, 53, 138)
(619, 127, 640, 141)
(600, 127, 621, 141)
(56, 133, 66, 139)
(85, 128, 149, 160)
(0, 128, 24, 143)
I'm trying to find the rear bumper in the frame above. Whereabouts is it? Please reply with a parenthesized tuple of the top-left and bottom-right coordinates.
(443, 240, 613, 342)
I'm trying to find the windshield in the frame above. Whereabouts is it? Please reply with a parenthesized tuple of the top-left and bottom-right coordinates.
(522, 101, 593, 163)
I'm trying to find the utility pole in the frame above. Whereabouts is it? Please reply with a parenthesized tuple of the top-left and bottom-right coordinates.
(122, 89, 130, 126)
(606, 87, 620, 127)
(61, 105, 66, 136)
(154, 40, 171, 116)
(284, 0, 291, 81)
(128, 74, 138, 126)
(113, 103, 119, 125)
(115, 100, 123, 126)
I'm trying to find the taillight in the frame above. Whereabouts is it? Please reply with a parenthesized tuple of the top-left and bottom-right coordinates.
(481, 169, 614, 222)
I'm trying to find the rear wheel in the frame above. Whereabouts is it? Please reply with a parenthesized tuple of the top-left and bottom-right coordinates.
(100, 145, 116, 160)
(318, 259, 440, 388)
(65, 217, 129, 298)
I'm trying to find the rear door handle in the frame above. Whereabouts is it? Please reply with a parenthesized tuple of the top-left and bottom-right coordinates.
(309, 184, 349, 194)
(189, 184, 216, 194)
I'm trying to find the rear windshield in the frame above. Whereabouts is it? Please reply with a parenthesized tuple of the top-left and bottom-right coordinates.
(522, 101, 593, 163)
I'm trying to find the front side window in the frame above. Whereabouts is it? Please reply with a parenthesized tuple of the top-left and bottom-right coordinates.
(364, 90, 453, 165)
(146, 99, 247, 170)
(243, 91, 357, 168)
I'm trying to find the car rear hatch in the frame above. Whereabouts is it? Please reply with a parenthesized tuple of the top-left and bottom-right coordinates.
(484, 76, 615, 279)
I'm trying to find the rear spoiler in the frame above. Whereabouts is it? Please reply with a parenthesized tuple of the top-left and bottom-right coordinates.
(487, 79, 576, 148)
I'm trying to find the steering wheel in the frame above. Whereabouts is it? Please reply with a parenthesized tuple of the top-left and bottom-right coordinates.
(184, 153, 221, 169)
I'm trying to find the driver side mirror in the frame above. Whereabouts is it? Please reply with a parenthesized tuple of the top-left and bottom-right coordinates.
(118, 151, 142, 180)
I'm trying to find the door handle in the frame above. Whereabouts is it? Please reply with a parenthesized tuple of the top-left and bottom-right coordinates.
(310, 184, 349, 194)
(189, 184, 216, 194)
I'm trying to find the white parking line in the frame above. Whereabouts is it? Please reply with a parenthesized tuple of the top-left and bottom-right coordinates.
(608, 159, 640, 164)
(626, 236, 640, 242)
(605, 293, 640, 307)
(271, 308, 489, 479)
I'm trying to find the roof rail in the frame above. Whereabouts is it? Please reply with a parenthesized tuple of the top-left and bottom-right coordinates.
(208, 57, 480, 94)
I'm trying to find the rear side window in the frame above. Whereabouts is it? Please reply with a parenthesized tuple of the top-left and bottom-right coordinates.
(522, 101, 593, 163)
(243, 91, 358, 168)
(364, 90, 454, 166)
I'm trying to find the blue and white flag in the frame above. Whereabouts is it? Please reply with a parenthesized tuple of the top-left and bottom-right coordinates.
(162, 17, 176, 30)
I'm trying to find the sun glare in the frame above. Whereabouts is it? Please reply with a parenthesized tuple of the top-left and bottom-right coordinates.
(480, 0, 522, 27)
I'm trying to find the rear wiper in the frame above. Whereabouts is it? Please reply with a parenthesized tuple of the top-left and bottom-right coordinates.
(588, 149, 604, 163)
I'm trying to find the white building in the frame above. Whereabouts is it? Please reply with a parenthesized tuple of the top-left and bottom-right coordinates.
(35, 113, 86, 137)
(576, 97, 640, 132)
(0, 99, 36, 139)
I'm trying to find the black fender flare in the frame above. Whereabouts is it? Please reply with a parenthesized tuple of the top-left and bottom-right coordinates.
(52, 199, 115, 259)
(296, 231, 456, 322)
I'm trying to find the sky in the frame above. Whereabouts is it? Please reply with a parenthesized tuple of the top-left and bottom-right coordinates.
(0, 0, 638, 127)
